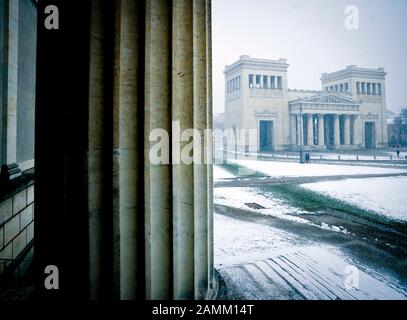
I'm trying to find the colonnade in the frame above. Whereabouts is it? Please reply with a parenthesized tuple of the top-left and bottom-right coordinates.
(291, 113, 360, 148)
(35, 0, 214, 301)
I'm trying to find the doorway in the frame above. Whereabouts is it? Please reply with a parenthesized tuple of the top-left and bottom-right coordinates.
(365, 122, 375, 149)
(259, 120, 273, 152)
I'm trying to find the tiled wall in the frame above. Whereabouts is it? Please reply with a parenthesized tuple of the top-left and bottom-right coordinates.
(0, 184, 34, 274)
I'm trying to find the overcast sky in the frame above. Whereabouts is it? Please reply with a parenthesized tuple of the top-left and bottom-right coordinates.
(212, 0, 407, 115)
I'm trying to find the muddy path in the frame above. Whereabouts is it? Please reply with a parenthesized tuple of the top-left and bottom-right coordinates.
(214, 172, 407, 188)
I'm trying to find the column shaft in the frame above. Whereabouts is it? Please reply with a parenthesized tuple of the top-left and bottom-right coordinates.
(172, 0, 195, 300)
(297, 115, 303, 146)
(334, 114, 340, 146)
(113, 0, 144, 299)
(307, 114, 314, 146)
(290, 114, 297, 146)
(318, 114, 325, 147)
(344, 115, 351, 145)
(206, 0, 214, 290)
(1, 0, 19, 165)
(88, 0, 114, 299)
(144, 0, 172, 300)
(193, 0, 211, 300)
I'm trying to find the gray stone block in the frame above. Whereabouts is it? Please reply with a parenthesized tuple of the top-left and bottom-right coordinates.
(0, 198, 13, 225)
(12, 230, 26, 259)
(0, 242, 12, 267)
(4, 214, 19, 245)
(12, 189, 26, 215)
(27, 185, 34, 204)
(26, 221, 33, 243)
(20, 204, 33, 230)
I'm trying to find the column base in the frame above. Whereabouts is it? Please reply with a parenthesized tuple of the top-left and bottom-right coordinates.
(334, 144, 360, 150)
(0, 163, 22, 183)
(291, 145, 327, 151)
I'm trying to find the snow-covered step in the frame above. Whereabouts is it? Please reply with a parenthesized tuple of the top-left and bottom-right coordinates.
(218, 246, 407, 300)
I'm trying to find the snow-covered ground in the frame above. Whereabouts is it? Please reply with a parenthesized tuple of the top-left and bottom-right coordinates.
(215, 188, 302, 215)
(229, 159, 407, 177)
(213, 165, 235, 180)
(217, 148, 407, 162)
(215, 186, 352, 234)
(213, 159, 407, 299)
(214, 213, 309, 267)
(215, 214, 407, 300)
(302, 176, 407, 222)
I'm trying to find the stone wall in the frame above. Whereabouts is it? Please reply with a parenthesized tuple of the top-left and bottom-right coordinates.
(0, 183, 34, 274)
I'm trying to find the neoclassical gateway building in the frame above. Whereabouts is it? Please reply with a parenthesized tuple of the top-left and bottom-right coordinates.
(224, 55, 388, 152)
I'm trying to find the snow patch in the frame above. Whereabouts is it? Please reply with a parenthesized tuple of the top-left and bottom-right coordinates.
(230, 159, 407, 178)
(302, 176, 407, 222)
(213, 165, 235, 180)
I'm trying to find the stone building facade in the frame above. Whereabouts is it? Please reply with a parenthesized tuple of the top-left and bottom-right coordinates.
(224, 55, 388, 152)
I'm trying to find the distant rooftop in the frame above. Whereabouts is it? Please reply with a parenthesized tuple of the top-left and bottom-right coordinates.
(224, 55, 289, 74)
(321, 65, 387, 82)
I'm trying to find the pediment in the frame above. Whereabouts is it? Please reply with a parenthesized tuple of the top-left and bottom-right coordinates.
(290, 93, 360, 105)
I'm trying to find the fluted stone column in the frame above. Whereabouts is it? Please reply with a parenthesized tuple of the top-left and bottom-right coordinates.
(317, 114, 325, 147)
(333, 114, 340, 146)
(290, 114, 297, 146)
(324, 116, 330, 145)
(297, 114, 303, 146)
(307, 114, 314, 146)
(144, 0, 172, 300)
(344, 115, 351, 145)
(87, 0, 114, 300)
(1, 0, 20, 179)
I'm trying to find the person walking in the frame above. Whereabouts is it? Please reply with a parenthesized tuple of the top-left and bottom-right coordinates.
(396, 144, 400, 158)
